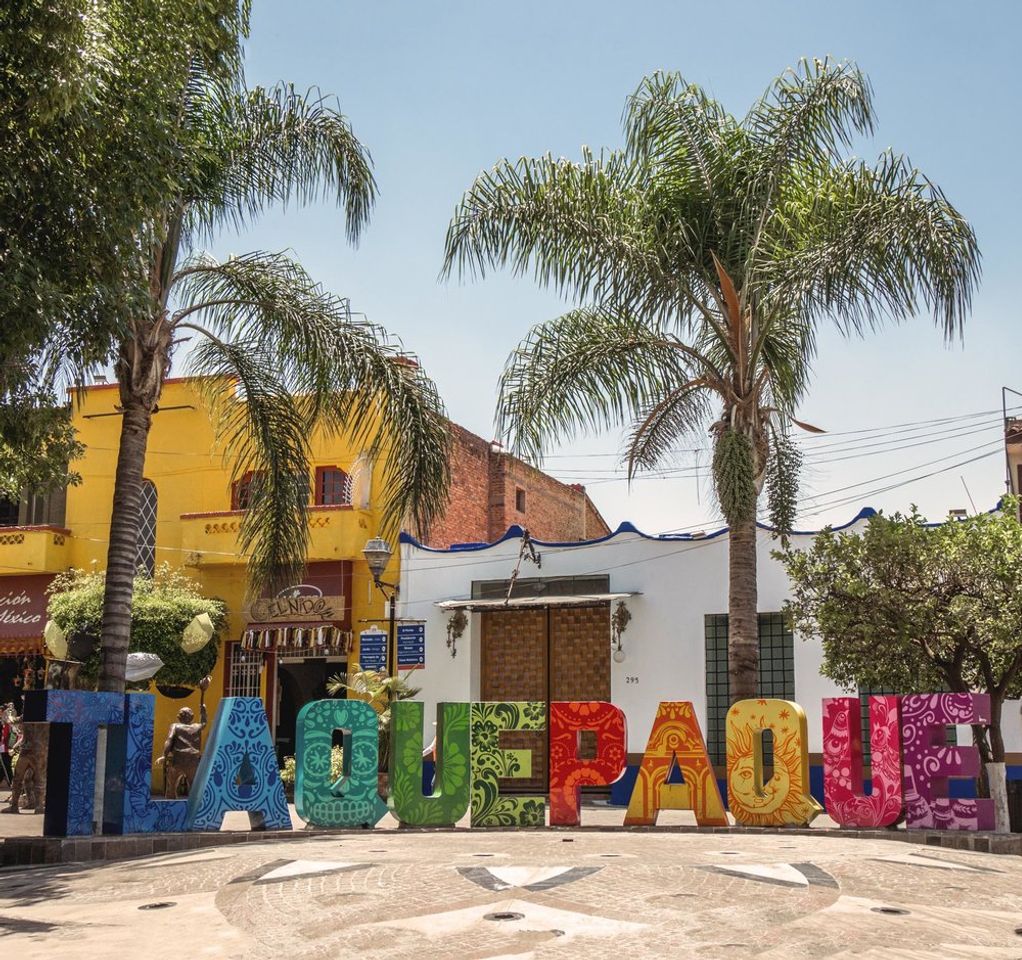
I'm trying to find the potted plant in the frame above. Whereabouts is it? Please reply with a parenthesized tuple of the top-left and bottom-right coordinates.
(326, 664, 421, 794)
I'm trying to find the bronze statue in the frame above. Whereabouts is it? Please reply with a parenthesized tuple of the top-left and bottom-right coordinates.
(2, 718, 49, 814)
(159, 676, 210, 798)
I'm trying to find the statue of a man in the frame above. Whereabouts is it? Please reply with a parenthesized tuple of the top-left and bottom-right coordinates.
(161, 676, 210, 798)
(2, 716, 49, 814)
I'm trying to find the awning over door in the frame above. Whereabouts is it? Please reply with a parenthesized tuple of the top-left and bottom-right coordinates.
(435, 592, 638, 612)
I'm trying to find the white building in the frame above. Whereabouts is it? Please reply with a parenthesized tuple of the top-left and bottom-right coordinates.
(398, 511, 1022, 794)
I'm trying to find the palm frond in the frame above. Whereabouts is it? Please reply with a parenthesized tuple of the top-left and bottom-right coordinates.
(187, 337, 313, 594)
(174, 251, 450, 559)
(625, 380, 712, 478)
(761, 151, 981, 339)
(441, 151, 705, 321)
(184, 80, 376, 243)
(497, 307, 697, 463)
(744, 57, 875, 175)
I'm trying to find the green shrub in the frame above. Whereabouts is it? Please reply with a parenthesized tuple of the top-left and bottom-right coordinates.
(47, 564, 227, 687)
(279, 745, 344, 787)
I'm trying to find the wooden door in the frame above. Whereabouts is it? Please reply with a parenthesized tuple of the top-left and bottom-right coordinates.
(480, 609, 548, 791)
(479, 604, 612, 790)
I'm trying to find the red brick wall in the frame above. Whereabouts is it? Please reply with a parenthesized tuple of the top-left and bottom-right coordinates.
(422, 425, 611, 548)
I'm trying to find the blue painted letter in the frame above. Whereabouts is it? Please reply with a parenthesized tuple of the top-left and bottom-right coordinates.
(24, 689, 125, 837)
(104, 694, 188, 834)
(186, 697, 290, 831)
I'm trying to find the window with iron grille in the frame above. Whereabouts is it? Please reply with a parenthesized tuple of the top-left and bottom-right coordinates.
(136, 480, 157, 576)
(228, 644, 262, 698)
(315, 466, 351, 506)
(704, 613, 795, 765)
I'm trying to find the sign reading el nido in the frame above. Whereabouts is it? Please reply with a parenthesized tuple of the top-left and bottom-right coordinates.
(25, 690, 995, 839)
(244, 594, 345, 623)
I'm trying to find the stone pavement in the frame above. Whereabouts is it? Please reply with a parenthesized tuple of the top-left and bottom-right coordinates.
(2, 823, 1022, 959)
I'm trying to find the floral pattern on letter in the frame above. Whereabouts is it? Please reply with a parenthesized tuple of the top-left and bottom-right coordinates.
(548, 701, 626, 826)
(390, 701, 470, 827)
(822, 696, 903, 828)
(186, 697, 291, 831)
(900, 692, 994, 831)
(295, 698, 388, 829)
(470, 701, 546, 827)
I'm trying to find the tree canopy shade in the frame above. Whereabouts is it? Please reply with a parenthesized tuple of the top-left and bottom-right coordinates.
(62, 5, 453, 694)
(779, 504, 1022, 769)
(0, 0, 251, 489)
(48, 566, 226, 688)
(443, 58, 980, 701)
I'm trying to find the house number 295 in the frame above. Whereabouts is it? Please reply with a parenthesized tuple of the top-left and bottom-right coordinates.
(625, 676, 639, 684)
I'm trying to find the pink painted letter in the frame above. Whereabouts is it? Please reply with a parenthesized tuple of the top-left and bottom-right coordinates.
(822, 696, 903, 828)
(900, 693, 994, 831)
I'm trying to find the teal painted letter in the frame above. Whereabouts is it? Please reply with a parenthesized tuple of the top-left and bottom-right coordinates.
(390, 701, 470, 827)
(295, 699, 388, 828)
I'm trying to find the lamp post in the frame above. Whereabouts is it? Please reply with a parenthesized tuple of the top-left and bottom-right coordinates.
(363, 537, 398, 678)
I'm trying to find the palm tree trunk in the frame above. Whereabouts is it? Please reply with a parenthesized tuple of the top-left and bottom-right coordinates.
(97, 399, 153, 692)
(728, 512, 759, 702)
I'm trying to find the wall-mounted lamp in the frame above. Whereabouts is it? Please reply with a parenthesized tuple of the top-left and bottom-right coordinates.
(445, 609, 467, 659)
(611, 599, 632, 663)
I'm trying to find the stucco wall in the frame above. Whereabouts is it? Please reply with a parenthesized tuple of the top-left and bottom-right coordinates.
(400, 520, 1022, 761)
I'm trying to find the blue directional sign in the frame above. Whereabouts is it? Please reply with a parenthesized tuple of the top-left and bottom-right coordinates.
(397, 623, 426, 669)
(358, 628, 388, 672)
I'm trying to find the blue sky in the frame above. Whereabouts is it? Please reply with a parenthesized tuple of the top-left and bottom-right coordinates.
(204, 0, 1022, 533)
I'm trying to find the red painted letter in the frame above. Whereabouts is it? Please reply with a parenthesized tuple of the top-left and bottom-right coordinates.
(548, 701, 627, 826)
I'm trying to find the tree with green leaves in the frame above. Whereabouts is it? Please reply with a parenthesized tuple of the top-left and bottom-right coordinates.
(48, 565, 226, 688)
(1, 1, 251, 489)
(780, 504, 1022, 776)
(88, 8, 450, 693)
(443, 58, 979, 701)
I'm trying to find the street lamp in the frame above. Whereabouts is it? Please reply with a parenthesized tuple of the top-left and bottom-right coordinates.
(362, 537, 398, 678)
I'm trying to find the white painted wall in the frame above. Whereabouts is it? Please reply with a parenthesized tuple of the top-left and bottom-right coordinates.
(399, 521, 1022, 759)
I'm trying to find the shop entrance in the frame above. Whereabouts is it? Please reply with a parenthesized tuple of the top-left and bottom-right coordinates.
(273, 657, 344, 764)
(479, 604, 611, 791)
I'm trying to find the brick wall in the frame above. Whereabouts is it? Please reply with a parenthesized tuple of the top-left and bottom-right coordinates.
(422, 424, 611, 548)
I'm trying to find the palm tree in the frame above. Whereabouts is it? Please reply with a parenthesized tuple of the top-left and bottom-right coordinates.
(95, 57, 451, 692)
(442, 59, 979, 702)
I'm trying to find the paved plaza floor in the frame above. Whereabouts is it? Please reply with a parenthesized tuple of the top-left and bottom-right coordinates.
(2, 819, 1022, 960)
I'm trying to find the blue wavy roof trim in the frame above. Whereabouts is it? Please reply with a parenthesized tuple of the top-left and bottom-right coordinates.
(399, 505, 880, 554)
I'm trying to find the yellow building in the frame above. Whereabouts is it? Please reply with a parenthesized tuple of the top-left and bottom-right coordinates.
(0, 377, 399, 779)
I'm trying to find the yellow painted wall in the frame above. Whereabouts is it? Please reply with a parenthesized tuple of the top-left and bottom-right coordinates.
(3, 376, 400, 786)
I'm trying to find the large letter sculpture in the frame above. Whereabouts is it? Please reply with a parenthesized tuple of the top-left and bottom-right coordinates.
(822, 696, 903, 828)
(295, 698, 388, 828)
(624, 701, 727, 827)
(549, 701, 627, 826)
(186, 697, 290, 831)
(726, 698, 823, 827)
(104, 694, 188, 834)
(901, 693, 994, 831)
(25, 690, 124, 837)
(390, 701, 470, 827)
(470, 702, 546, 827)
